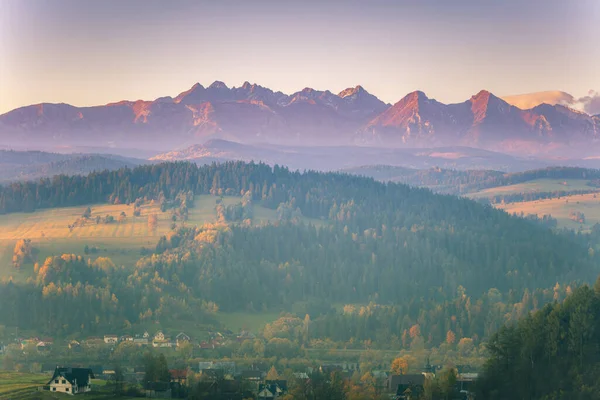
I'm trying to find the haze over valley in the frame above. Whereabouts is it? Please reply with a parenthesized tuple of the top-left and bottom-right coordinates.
(2, 1, 600, 399)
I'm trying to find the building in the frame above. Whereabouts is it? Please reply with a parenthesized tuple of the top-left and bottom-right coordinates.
(36, 340, 53, 352)
(120, 335, 134, 342)
(21, 338, 38, 350)
(293, 372, 309, 380)
(154, 331, 165, 341)
(175, 332, 191, 347)
(67, 340, 81, 350)
(45, 367, 95, 395)
(170, 369, 188, 385)
(257, 382, 287, 399)
(241, 370, 263, 382)
(266, 380, 288, 394)
(85, 337, 104, 345)
(198, 361, 236, 376)
(236, 330, 256, 342)
(103, 335, 118, 344)
(134, 338, 149, 346)
(457, 373, 478, 399)
(152, 339, 173, 348)
(387, 374, 427, 400)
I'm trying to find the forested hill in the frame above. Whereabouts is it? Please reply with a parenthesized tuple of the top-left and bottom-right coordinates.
(0, 150, 143, 183)
(0, 162, 598, 345)
(343, 165, 600, 195)
(476, 282, 600, 399)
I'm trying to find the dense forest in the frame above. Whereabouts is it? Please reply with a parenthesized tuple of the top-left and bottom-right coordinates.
(0, 162, 599, 350)
(476, 280, 600, 399)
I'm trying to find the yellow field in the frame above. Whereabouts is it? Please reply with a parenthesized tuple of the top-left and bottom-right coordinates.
(467, 178, 595, 199)
(0, 195, 280, 281)
(498, 192, 600, 231)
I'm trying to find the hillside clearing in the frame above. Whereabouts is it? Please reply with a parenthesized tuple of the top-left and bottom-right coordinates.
(467, 178, 596, 199)
(498, 192, 600, 231)
(0, 195, 315, 282)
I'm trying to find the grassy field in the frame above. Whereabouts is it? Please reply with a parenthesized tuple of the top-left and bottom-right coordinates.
(0, 372, 131, 400)
(467, 178, 596, 199)
(216, 312, 280, 333)
(0, 372, 47, 400)
(0, 196, 276, 281)
(498, 192, 600, 231)
(0, 195, 324, 282)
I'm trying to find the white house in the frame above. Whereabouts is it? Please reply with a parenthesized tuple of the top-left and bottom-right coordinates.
(46, 367, 95, 395)
(153, 331, 165, 341)
(103, 335, 118, 344)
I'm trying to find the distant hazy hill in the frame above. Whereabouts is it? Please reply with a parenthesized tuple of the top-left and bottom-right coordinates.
(344, 165, 600, 195)
(0, 150, 145, 183)
(151, 139, 554, 172)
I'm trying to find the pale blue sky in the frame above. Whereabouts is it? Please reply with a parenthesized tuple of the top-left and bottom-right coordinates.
(1, 0, 599, 113)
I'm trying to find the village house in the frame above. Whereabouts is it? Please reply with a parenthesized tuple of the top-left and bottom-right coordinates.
(266, 380, 288, 393)
(236, 330, 256, 342)
(199, 341, 215, 349)
(151, 332, 174, 348)
(457, 373, 478, 399)
(175, 332, 191, 347)
(387, 374, 427, 400)
(133, 337, 149, 346)
(143, 331, 150, 339)
(45, 367, 95, 395)
(293, 372, 309, 380)
(68, 340, 81, 351)
(103, 334, 118, 344)
(198, 361, 236, 375)
(240, 370, 263, 382)
(85, 337, 104, 345)
(36, 339, 53, 352)
(120, 335, 133, 342)
(169, 369, 188, 385)
(152, 340, 173, 348)
(257, 380, 288, 399)
(20, 338, 38, 350)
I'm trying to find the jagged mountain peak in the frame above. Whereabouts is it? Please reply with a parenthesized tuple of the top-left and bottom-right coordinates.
(470, 90, 495, 102)
(174, 83, 205, 104)
(393, 91, 430, 107)
(339, 85, 366, 98)
(209, 81, 228, 89)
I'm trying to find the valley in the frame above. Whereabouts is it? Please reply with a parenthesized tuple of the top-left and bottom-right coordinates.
(4, 1, 600, 397)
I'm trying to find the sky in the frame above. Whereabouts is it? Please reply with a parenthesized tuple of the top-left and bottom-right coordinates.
(1, 0, 600, 114)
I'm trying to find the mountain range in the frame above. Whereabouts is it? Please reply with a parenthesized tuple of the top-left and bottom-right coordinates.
(1, 81, 599, 158)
